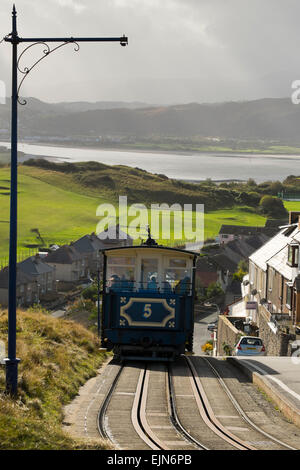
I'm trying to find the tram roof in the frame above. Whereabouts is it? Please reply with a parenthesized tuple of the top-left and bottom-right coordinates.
(101, 244, 198, 258)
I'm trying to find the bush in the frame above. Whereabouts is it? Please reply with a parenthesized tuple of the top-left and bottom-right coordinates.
(206, 282, 224, 298)
(236, 191, 261, 206)
(82, 284, 99, 302)
(259, 195, 288, 218)
(68, 299, 96, 315)
(201, 341, 213, 354)
(75, 172, 115, 188)
(222, 342, 232, 356)
(233, 269, 247, 282)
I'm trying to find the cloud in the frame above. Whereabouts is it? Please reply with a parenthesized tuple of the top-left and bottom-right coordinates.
(0, 0, 298, 103)
(51, 0, 86, 14)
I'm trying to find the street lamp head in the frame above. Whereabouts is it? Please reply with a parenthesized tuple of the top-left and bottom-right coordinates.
(120, 35, 128, 47)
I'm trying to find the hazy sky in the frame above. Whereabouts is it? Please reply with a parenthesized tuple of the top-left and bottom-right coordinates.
(0, 0, 299, 104)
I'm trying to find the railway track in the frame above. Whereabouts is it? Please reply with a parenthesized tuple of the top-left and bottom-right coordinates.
(196, 356, 298, 450)
(97, 358, 299, 450)
(98, 361, 200, 450)
(180, 357, 255, 450)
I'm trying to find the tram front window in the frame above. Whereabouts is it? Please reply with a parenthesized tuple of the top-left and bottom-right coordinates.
(164, 258, 191, 294)
(140, 258, 158, 291)
(107, 256, 135, 292)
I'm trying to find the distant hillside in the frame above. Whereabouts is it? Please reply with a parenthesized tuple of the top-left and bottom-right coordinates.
(55, 100, 152, 113)
(2, 97, 300, 143)
(0, 98, 152, 131)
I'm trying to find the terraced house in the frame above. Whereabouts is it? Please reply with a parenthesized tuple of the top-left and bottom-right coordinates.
(248, 211, 300, 330)
(0, 254, 55, 307)
(45, 245, 86, 283)
(0, 268, 36, 307)
(18, 254, 55, 298)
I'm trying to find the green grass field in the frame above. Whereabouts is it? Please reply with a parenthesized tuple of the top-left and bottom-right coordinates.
(282, 201, 300, 212)
(0, 167, 108, 264)
(0, 164, 299, 264)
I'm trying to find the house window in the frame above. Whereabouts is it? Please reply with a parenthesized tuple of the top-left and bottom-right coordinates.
(279, 276, 283, 300)
(268, 268, 274, 292)
(260, 270, 264, 294)
(287, 245, 299, 267)
(286, 284, 292, 309)
(249, 263, 255, 285)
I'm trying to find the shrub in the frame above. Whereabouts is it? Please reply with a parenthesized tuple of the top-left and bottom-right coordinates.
(68, 299, 96, 315)
(202, 341, 213, 354)
(75, 172, 115, 188)
(206, 282, 224, 298)
(82, 284, 99, 302)
(259, 195, 288, 218)
(222, 342, 232, 356)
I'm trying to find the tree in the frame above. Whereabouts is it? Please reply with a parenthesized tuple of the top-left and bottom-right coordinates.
(269, 181, 283, 195)
(206, 282, 224, 298)
(237, 191, 261, 206)
(247, 178, 257, 188)
(233, 259, 248, 283)
(30, 228, 45, 245)
(238, 259, 248, 272)
(258, 195, 288, 218)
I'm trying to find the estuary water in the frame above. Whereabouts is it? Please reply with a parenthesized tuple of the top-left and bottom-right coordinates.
(1, 141, 300, 182)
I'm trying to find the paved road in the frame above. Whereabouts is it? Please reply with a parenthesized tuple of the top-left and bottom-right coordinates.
(233, 357, 300, 412)
(193, 308, 219, 356)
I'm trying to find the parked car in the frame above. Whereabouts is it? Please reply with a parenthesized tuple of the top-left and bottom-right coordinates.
(207, 320, 218, 331)
(233, 336, 266, 356)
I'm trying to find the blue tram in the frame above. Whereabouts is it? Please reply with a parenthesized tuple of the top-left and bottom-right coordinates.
(100, 235, 198, 361)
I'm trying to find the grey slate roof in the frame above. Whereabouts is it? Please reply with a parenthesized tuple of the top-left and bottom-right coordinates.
(265, 218, 288, 228)
(225, 235, 267, 260)
(97, 224, 133, 245)
(19, 255, 54, 276)
(211, 253, 238, 273)
(249, 223, 299, 272)
(73, 233, 103, 254)
(267, 245, 298, 281)
(196, 257, 218, 272)
(46, 245, 82, 264)
(0, 267, 35, 289)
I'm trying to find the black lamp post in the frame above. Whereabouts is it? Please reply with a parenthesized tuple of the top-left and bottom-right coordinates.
(3, 5, 128, 395)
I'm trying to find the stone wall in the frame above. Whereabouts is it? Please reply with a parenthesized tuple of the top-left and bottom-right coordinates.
(216, 315, 243, 356)
(258, 305, 296, 356)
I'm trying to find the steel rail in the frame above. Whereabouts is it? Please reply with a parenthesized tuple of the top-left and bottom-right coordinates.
(167, 364, 209, 450)
(201, 357, 297, 451)
(97, 362, 124, 440)
(132, 364, 201, 450)
(138, 367, 171, 450)
(185, 356, 257, 450)
(98, 362, 191, 450)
